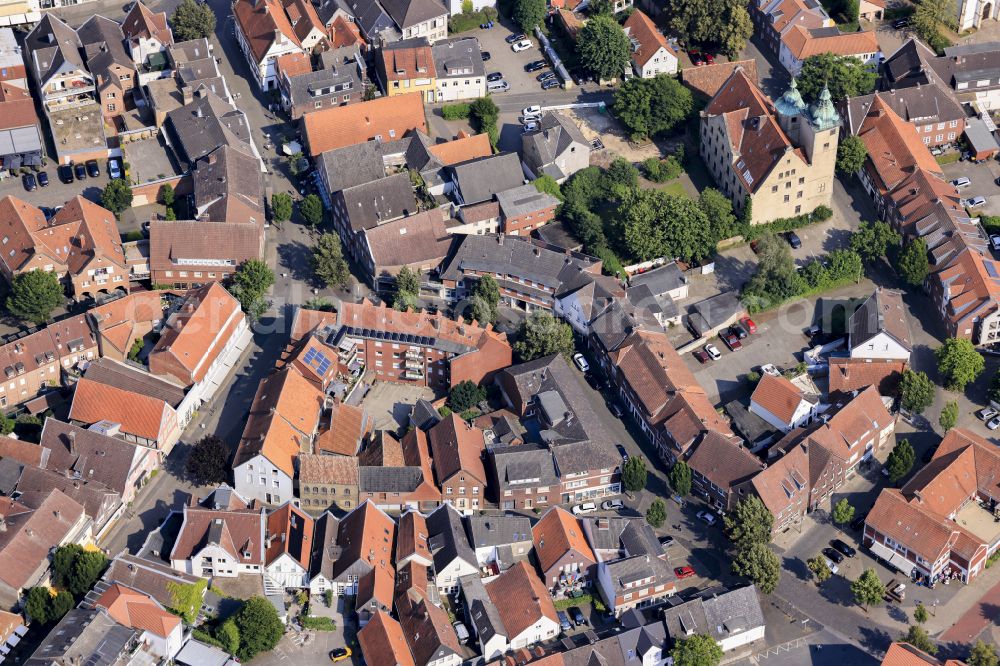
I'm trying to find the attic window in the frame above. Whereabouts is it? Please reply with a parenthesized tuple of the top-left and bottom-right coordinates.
(743, 170, 753, 185)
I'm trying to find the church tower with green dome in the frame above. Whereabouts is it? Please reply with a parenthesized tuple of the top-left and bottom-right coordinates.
(775, 77, 808, 144)
(797, 82, 840, 190)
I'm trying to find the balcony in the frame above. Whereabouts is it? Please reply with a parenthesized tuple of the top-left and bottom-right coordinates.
(404, 357, 423, 370)
(404, 369, 424, 381)
(405, 348, 422, 360)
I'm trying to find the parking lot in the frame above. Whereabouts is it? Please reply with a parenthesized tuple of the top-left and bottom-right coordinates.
(475, 23, 556, 96)
(941, 158, 1000, 217)
(0, 158, 113, 210)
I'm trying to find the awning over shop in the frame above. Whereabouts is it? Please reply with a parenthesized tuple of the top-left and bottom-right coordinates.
(869, 540, 914, 573)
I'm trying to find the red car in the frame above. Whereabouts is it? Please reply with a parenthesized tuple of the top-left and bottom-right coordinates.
(688, 50, 704, 66)
(740, 317, 757, 334)
(693, 349, 710, 364)
(704, 52, 715, 64)
(721, 331, 742, 351)
(674, 566, 695, 579)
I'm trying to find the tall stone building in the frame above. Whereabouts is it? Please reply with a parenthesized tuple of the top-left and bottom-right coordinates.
(700, 68, 839, 225)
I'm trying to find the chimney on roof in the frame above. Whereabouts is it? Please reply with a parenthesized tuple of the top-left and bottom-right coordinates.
(68, 430, 76, 456)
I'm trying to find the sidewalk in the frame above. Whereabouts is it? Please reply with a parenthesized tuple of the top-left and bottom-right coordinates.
(933, 561, 1000, 639)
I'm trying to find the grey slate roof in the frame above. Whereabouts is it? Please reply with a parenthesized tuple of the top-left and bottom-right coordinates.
(464, 514, 533, 548)
(309, 512, 340, 580)
(489, 445, 558, 490)
(459, 574, 508, 645)
(343, 0, 398, 39)
(583, 516, 632, 552)
(426, 503, 477, 573)
(77, 15, 131, 80)
(320, 141, 388, 194)
(496, 183, 560, 219)
(628, 261, 685, 296)
(26, 608, 138, 666)
(881, 38, 938, 89)
(288, 46, 366, 108)
(616, 621, 668, 663)
(379, 0, 447, 29)
(843, 87, 964, 136)
(449, 152, 525, 205)
(662, 585, 765, 644)
(192, 144, 264, 224)
(39, 419, 140, 496)
(0, 457, 22, 495)
(83, 358, 186, 407)
(409, 398, 441, 431)
(339, 171, 417, 232)
(25, 15, 85, 87)
(602, 553, 674, 597)
(165, 89, 253, 165)
(521, 111, 589, 175)
(689, 290, 743, 333)
(359, 465, 425, 492)
(848, 289, 912, 351)
(551, 440, 619, 475)
(432, 37, 485, 79)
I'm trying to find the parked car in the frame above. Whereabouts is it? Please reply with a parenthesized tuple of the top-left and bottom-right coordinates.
(85, 159, 100, 177)
(522, 121, 539, 132)
(487, 80, 510, 93)
(688, 50, 704, 66)
(572, 502, 597, 515)
(978, 407, 997, 420)
(453, 622, 470, 643)
(674, 566, 696, 580)
(73, 162, 87, 180)
(987, 415, 1000, 430)
(557, 610, 573, 632)
(703, 52, 715, 64)
(568, 607, 587, 626)
(693, 348, 711, 364)
(760, 363, 780, 377)
(850, 510, 869, 531)
(525, 59, 547, 72)
(537, 71, 556, 82)
(601, 499, 624, 511)
(992, 234, 1000, 251)
(830, 539, 857, 558)
(481, 51, 491, 61)
(21, 173, 36, 191)
(823, 547, 845, 564)
(721, 331, 742, 351)
(704, 343, 721, 361)
(730, 324, 748, 340)
(572, 353, 590, 373)
(58, 164, 74, 184)
(329, 648, 352, 663)
(739, 317, 757, 334)
(963, 196, 987, 208)
(608, 402, 624, 418)
(108, 159, 122, 179)
(512, 39, 533, 52)
(486, 71, 504, 82)
(951, 177, 971, 189)
(659, 535, 675, 548)
(541, 78, 560, 90)
(506, 32, 526, 43)
(522, 105, 541, 117)
(785, 231, 802, 249)
(615, 444, 628, 462)
(696, 510, 716, 526)
(37, 171, 49, 187)
(824, 557, 839, 575)
(892, 18, 909, 28)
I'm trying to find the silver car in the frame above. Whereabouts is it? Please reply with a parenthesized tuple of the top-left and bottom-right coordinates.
(962, 196, 987, 208)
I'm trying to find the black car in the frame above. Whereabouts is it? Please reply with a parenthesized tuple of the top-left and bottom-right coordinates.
(58, 164, 75, 184)
(505, 32, 526, 43)
(892, 18, 909, 28)
(830, 539, 857, 558)
(822, 547, 844, 564)
(21, 173, 36, 191)
(615, 444, 629, 462)
(486, 72, 504, 82)
(525, 59, 547, 72)
(608, 402, 624, 418)
(541, 78, 560, 90)
(481, 50, 491, 61)
(40, 206, 55, 220)
(73, 162, 87, 180)
(85, 159, 100, 178)
(850, 511, 868, 531)
(568, 606, 587, 626)
(786, 231, 802, 249)
(37, 171, 49, 187)
(730, 324, 748, 340)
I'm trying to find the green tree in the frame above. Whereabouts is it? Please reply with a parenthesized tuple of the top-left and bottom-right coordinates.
(605, 157, 640, 199)
(670, 633, 723, 666)
(900, 369, 935, 414)
(161, 183, 175, 208)
(621, 456, 647, 492)
(470, 96, 500, 148)
(311, 233, 351, 289)
(619, 189, 714, 262)
(901, 625, 938, 655)
(940, 400, 959, 432)
(725, 495, 774, 551)
(218, 618, 241, 655)
(832, 498, 855, 529)
(886, 438, 916, 484)
(128, 337, 144, 362)
(743, 233, 804, 311)
(270, 192, 293, 223)
(969, 640, 1000, 666)
(7, 269, 63, 324)
(836, 134, 868, 174)
(393, 265, 420, 311)
(732, 542, 781, 594)
(851, 568, 885, 610)
(299, 193, 324, 227)
(229, 259, 275, 319)
(797, 53, 877, 103)
(0, 415, 14, 435)
(646, 498, 667, 528)
(807, 555, 832, 583)
(850, 221, 900, 262)
(49, 591, 73, 621)
(669, 461, 692, 496)
(168, 579, 208, 624)
(513, 311, 575, 361)
(613, 75, 693, 140)
(101, 178, 132, 215)
(698, 188, 738, 244)
(913, 0, 956, 48)
(470, 274, 500, 324)
(512, 0, 545, 31)
(51, 545, 81, 588)
(913, 603, 929, 625)
(61, 549, 107, 596)
(533, 175, 563, 201)
(170, 0, 216, 40)
(449, 380, 486, 412)
(897, 237, 930, 286)
(578, 16, 632, 82)
(936, 338, 985, 391)
(25, 587, 52, 624)
(668, 0, 752, 57)
(186, 435, 230, 486)
(233, 597, 284, 661)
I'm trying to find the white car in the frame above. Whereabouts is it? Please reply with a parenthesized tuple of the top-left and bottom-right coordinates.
(760, 363, 780, 376)
(512, 39, 533, 52)
(486, 80, 510, 93)
(108, 159, 122, 179)
(601, 499, 624, 511)
(963, 196, 987, 209)
(978, 407, 998, 421)
(704, 344, 722, 361)
(988, 416, 1000, 430)
(992, 235, 1000, 251)
(572, 353, 590, 373)
(572, 502, 597, 515)
(522, 105, 541, 117)
(824, 558, 839, 575)
(696, 510, 716, 526)
(951, 177, 971, 189)
(522, 121, 539, 132)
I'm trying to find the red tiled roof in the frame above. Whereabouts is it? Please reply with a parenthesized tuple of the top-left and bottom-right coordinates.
(485, 560, 559, 638)
(0, 83, 39, 131)
(302, 93, 427, 155)
(427, 414, 487, 485)
(532, 507, 595, 573)
(121, 1, 172, 46)
(96, 584, 181, 639)
(69, 376, 174, 442)
(358, 611, 415, 666)
(751, 373, 806, 424)
(170, 505, 265, 564)
(623, 10, 675, 68)
(687, 430, 764, 492)
(858, 94, 943, 194)
(828, 357, 907, 396)
(265, 502, 314, 569)
(233, 0, 300, 63)
(682, 60, 759, 98)
(316, 400, 369, 455)
(782, 25, 879, 60)
(378, 40, 436, 84)
(426, 133, 492, 166)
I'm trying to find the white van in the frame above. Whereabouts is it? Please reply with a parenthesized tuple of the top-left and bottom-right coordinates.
(487, 79, 510, 93)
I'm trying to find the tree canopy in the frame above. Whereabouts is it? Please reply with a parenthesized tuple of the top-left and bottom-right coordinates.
(886, 438, 915, 484)
(667, 0, 752, 56)
(622, 456, 647, 492)
(646, 498, 666, 528)
(7, 269, 63, 324)
(234, 597, 284, 661)
(969, 640, 999, 666)
(832, 498, 855, 527)
(897, 237, 930, 286)
(900, 369, 935, 414)
(578, 16, 632, 81)
(101, 179, 133, 215)
(935, 338, 985, 392)
(725, 495, 774, 551)
(837, 135, 868, 174)
(171, 0, 217, 40)
(939, 400, 959, 432)
(311, 233, 351, 289)
(613, 75, 693, 141)
(186, 435, 231, 486)
(851, 568, 885, 609)
(670, 633, 723, 666)
(299, 193, 324, 227)
(270, 192, 293, 223)
(743, 233, 804, 310)
(618, 189, 715, 263)
(512, 0, 545, 32)
(669, 461, 692, 496)
(732, 542, 781, 594)
(913, 0, 955, 53)
(168, 579, 208, 624)
(513, 311, 575, 361)
(533, 175, 563, 201)
(52, 545, 107, 596)
(449, 380, 486, 412)
(393, 266, 420, 311)
(851, 220, 899, 263)
(229, 259, 274, 319)
(901, 625, 938, 655)
(797, 53, 877, 103)
(808, 555, 832, 583)
(470, 274, 500, 324)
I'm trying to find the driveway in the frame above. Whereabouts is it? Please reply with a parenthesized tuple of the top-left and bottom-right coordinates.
(471, 23, 552, 96)
(940, 158, 1000, 216)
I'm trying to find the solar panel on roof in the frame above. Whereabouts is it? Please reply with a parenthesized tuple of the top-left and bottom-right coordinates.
(303, 347, 332, 375)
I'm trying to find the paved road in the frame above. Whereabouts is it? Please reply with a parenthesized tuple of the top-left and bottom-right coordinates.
(940, 575, 1000, 644)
